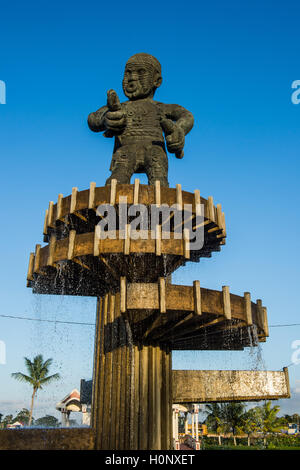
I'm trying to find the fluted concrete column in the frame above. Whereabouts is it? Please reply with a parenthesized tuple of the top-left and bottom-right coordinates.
(184, 412, 189, 435)
(194, 405, 199, 441)
(92, 294, 173, 450)
(174, 408, 179, 441)
(191, 411, 195, 439)
(172, 409, 176, 442)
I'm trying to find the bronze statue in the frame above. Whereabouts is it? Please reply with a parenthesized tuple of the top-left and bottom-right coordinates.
(88, 53, 194, 187)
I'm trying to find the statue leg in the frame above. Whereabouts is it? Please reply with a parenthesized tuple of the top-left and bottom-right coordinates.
(146, 145, 169, 187)
(106, 147, 135, 185)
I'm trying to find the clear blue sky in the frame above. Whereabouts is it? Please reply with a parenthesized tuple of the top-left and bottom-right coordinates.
(0, 0, 300, 420)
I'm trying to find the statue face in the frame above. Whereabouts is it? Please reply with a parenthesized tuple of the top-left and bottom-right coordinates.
(122, 62, 160, 100)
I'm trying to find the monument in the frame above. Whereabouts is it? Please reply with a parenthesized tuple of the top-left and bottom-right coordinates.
(0, 53, 290, 450)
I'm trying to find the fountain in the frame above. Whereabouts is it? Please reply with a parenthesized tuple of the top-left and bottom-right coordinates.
(25, 178, 273, 450)
(0, 53, 290, 451)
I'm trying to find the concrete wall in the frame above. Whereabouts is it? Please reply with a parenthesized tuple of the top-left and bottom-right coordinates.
(0, 428, 95, 450)
(172, 368, 290, 403)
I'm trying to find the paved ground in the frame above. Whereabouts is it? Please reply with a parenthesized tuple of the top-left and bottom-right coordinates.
(180, 443, 193, 450)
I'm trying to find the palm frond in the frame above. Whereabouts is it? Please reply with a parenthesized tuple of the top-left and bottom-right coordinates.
(12, 355, 60, 394)
(40, 373, 60, 386)
(42, 358, 53, 369)
(11, 372, 34, 385)
(24, 357, 35, 377)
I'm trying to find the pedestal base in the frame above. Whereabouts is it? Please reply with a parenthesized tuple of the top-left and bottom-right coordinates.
(92, 293, 173, 450)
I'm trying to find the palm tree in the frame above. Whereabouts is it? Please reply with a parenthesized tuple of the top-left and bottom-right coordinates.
(205, 403, 225, 445)
(241, 408, 260, 446)
(256, 401, 283, 447)
(222, 402, 246, 445)
(205, 403, 222, 431)
(11, 355, 60, 426)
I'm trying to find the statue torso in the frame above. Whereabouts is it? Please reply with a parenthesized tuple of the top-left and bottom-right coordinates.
(119, 100, 164, 142)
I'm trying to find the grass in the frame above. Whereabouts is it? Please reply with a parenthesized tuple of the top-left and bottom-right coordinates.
(202, 444, 300, 450)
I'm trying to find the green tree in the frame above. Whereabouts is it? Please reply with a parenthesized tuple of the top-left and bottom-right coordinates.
(2, 415, 13, 428)
(11, 354, 60, 427)
(282, 414, 292, 424)
(205, 403, 226, 445)
(241, 408, 260, 446)
(256, 401, 284, 446)
(205, 403, 222, 432)
(221, 402, 246, 445)
(34, 415, 59, 428)
(13, 408, 32, 426)
(291, 413, 300, 426)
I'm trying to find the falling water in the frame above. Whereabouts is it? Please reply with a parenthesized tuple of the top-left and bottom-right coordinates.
(246, 325, 267, 372)
(54, 260, 68, 294)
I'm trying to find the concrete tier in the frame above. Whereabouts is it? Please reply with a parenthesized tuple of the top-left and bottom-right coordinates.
(27, 182, 226, 294)
(42, 180, 226, 245)
(27, 231, 211, 295)
(116, 279, 268, 349)
(173, 369, 290, 403)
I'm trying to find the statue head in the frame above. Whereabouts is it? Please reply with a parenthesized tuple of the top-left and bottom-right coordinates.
(122, 53, 162, 100)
